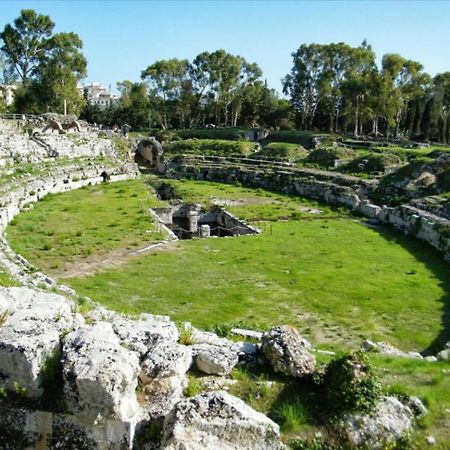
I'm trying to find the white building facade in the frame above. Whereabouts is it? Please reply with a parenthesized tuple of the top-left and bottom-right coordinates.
(78, 82, 119, 109)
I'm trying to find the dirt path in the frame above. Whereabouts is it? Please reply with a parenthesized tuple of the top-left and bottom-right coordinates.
(56, 239, 179, 279)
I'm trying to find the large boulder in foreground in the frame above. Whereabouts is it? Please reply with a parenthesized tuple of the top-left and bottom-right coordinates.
(0, 287, 74, 397)
(341, 396, 415, 449)
(160, 391, 285, 450)
(261, 325, 315, 377)
(62, 322, 140, 422)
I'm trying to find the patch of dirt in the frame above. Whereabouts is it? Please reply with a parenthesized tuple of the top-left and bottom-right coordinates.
(55, 240, 179, 279)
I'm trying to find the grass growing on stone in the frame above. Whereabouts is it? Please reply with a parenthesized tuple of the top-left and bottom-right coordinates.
(6, 179, 167, 275)
(0, 269, 19, 287)
(163, 138, 257, 157)
(256, 142, 308, 161)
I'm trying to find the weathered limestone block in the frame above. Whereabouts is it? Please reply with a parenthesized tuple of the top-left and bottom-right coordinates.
(62, 322, 140, 421)
(112, 312, 179, 359)
(362, 340, 423, 359)
(183, 322, 233, 347)
(160, 391, 285, 450)
(140, 375, 187, 423)
(140, 341, 192, 383)
(0, 287, 74, 397)
(0, 406, 138, 450)
(356, 202, 382, 218)
(437, 349, 450, 361)
(261, 325, 315, 377)
(341, 396, 415, 449)
(194, 344, 239, 376)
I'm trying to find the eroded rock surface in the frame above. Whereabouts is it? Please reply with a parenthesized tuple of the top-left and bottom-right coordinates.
(261, 325, 315, 377)
(62, 322, 141, 422)
(194, 344, 239, 376)
(160, 391, 285, 450)
(0, 287, 74, 397)
(341, 396, 415, 449)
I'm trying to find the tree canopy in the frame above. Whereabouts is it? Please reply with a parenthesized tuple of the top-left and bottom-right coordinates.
(0, 9, 87, 114)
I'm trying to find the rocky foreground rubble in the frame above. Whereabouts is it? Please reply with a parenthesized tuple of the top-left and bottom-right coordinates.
(0, 286, 285, 449)
(0, 286, 433, 449)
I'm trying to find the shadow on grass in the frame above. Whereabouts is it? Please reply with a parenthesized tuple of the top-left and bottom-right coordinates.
(267, 378, 322, 428)
(371, 225, 450, 356)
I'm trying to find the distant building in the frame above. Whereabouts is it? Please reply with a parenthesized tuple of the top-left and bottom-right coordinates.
(0, 84, 18, 106)
(78, 82, 119, 109)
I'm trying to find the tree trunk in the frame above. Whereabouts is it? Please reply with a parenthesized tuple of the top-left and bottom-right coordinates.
(395, 107, 402, 138)
(354, 96, 359, 136)
(335, 107, 340, 133)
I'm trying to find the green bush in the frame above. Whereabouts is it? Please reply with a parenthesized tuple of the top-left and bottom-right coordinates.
(322, 351, 381, 416)
(272, 400, 309, 432)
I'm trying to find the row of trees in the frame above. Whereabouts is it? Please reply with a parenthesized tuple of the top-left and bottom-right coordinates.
(81, 52, 291, 131)
(1, 10, 449, 142)
(0, 9, 87, 115)
(283, 41, 450, 142)
(139, 51, 290, 130)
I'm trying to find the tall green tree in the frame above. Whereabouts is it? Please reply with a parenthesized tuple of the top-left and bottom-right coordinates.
(141, 58, 190, 129)
(35, 32, 87, 114)
(0, 9, 54, 85)
(283, 43, 328, 128)
(381, 54, 429, 137)
(1, 9, 87, 114)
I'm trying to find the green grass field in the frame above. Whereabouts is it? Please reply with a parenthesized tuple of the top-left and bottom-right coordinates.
(6, 180, 167, 274)
(62, 218, 448, 352)
(7, 177, 449, 354)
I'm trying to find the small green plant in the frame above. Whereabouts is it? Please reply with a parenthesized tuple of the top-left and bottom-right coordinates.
(41, 242, 52, 251)
(272, 401, 309, 432)
(0, 387, 7, 398)
(12, 381, 28, 397)
(0, 310, 11, 326)
(184, 375, 203, 397)
(178, 324, 194, 345)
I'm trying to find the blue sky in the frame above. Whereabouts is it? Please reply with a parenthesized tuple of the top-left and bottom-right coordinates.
(1, 1, 449, 94)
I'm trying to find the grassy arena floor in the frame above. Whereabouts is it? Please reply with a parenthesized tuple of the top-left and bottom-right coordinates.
(6, 177, 450, 353)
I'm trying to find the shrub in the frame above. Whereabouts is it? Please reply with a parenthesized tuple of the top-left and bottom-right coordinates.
(178, 324, 194, 345)
(184, 375, 203, 397)
(322, 351, 381, 416)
